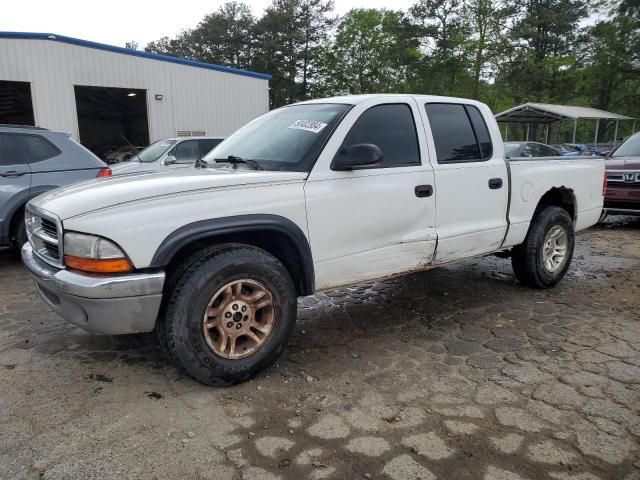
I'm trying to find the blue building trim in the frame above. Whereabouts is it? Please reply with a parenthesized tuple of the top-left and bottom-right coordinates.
(0, 31, 272, 81)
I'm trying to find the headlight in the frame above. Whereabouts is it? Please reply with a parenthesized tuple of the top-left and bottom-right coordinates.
(63, 232, 132, 273)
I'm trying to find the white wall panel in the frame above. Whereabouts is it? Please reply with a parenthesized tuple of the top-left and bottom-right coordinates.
(0, 38, 269, 142)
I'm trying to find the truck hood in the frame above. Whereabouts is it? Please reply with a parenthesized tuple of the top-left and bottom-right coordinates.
(30, 168, 308, 220)
(606, 156, 640, 170)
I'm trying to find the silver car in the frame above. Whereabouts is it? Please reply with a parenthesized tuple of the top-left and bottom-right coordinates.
(0, 124, 109, 248)
(110, 137, 224, 175)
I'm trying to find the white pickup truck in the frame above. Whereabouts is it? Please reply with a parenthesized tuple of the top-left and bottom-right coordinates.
(22, 94, 605, 386)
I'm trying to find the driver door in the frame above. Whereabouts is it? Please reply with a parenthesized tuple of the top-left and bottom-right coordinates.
(304, 97, 437, 291)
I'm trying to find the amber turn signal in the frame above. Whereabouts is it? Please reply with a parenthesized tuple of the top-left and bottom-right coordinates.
(64, 255, 132, 273)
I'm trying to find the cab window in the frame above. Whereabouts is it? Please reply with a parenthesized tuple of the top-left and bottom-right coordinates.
(424, 103, 493, 163)
(340, 104, 420, 168)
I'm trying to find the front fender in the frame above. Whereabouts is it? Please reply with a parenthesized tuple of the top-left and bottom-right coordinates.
(150, 214, 315, 295)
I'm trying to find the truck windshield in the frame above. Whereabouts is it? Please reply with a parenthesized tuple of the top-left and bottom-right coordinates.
(137, 140, 177, 163)
(612, 133, 640, 157)
(202, 104, 351, 172)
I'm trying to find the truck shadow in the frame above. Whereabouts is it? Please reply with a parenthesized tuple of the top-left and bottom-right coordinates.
(8, 253, 523, 376)
(596, 214, 640, 230)
(5, 223, 635, 384)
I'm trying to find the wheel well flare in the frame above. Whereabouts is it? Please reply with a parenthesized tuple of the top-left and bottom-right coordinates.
(534, 187, 576, 222)
(151, 215, 315, 296)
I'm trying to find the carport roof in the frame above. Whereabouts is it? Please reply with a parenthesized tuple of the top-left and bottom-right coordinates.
(0, 31, 272, 81)
(495, 102, 634, 124)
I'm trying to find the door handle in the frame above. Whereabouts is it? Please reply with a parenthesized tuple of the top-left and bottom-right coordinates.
(0, 171, 26, 177)
(488, 178, 503, 189)
(415, 185, 433, 197)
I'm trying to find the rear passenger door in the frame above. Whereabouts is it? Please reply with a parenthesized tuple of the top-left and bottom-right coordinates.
(0, 134, 31, 242)
(422, 102, 508, 263)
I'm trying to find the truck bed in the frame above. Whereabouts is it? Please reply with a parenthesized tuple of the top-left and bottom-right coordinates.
(503, 156, 605, 248)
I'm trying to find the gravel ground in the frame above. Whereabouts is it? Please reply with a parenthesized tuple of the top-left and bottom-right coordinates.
(1, 217, 639, 480)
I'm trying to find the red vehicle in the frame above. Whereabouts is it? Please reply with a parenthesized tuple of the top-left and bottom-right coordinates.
(603, 132, 640, 218)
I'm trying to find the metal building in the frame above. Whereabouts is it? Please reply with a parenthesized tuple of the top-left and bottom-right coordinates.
(0, 32, 270, 158)
(495, 102, 636, 149)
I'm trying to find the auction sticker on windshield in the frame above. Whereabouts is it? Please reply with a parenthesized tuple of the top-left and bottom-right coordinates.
(288, 120, 328, 134)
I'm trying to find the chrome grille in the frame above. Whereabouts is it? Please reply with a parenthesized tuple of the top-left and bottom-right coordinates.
(41, 218, 58, 238)
(44, 242, 60, 259)
(25, 207, 63, 268)
(607, 170, 640, 184)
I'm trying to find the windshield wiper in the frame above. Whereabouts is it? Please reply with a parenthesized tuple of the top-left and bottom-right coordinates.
(214, 155, 264, 171)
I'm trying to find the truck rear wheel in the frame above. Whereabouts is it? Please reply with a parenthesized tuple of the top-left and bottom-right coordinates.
(511, 206, 575, 288)
(158, 244, 297, 386)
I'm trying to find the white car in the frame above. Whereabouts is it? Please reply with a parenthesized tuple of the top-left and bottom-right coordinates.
(22, 94, 604, 386)
(103, 145, 144, 164)
(110, 137, 224, 175)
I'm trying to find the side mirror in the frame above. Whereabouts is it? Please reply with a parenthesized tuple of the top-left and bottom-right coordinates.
(165, 155, 177, 165)
(331, 143, 383, 171)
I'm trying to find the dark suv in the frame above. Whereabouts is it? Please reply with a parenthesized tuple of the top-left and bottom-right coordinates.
(0, 125, 109, 247)
(604, 132, 640, 217)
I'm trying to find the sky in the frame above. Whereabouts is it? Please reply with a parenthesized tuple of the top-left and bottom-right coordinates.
(1, 0, 415, 49)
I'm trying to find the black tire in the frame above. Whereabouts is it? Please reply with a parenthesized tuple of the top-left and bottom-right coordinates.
(157, 244, 297, 386)
(511, 206, 575, 288)
(13, 216, 28, 248)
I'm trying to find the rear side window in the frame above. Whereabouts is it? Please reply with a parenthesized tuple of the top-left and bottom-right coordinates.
(424, 103, 493, 163)
(199, 139, 222, 157)
(539, 144, 559, 157)
(15, 134, 61, 162)
(466, 106, 493, 158)
(342, 104, 420, 167)
(522, 143, 539, 157)
(174, 140, 200, 162)
(0, 134, 26, 166)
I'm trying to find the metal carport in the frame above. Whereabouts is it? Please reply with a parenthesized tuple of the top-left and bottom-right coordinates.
(495, 102, 636, 147)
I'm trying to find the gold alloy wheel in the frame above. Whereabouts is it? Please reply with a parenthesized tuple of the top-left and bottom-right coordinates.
(542, 225, 569, 273)
(202, 279, 276, 359)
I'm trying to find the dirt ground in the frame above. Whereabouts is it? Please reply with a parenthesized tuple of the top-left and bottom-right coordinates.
(1, 217, 639, 480)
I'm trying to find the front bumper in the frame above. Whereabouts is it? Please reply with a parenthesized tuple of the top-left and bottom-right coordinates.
(22, 242, 165, 335)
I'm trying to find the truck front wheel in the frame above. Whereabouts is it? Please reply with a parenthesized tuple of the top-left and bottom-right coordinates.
(511, 206, 575, 288)
(158, 244, 297, 386)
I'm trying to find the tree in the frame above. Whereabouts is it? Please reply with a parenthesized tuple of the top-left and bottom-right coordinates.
(501, 0, 589, 103)
(251, 0, 335, 106)
(409, 0, 471, 95)
(125, 40, 139, 50)
(146, 2, 255, 68)
(140, 0, 639, 124)
(315, 9, 421, 95)
(573, 0, 640, 140)
(462, 0, 515, 98)
(190, 2, 256, 68)
(145, 32, 197, 60)
(296, 0, 336, 99)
